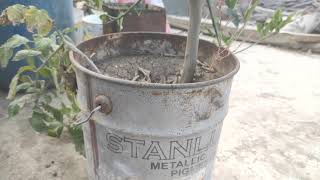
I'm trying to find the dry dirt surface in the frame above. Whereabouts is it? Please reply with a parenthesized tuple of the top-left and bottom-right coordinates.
(0, 41, 320, 180)
(0, 94, 88, 180)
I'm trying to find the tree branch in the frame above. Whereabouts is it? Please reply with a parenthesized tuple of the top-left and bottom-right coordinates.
(180, 0, 205, 83)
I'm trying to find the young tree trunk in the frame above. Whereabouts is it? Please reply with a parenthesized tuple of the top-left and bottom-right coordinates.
(180, 0, 205, 83)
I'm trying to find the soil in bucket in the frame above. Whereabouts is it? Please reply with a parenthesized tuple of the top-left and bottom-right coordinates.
(96, 55, 224, 84)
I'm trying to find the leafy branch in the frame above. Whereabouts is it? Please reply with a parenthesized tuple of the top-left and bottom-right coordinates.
(204, 0, 294, 64)
(1, 2, 148, 154)
(1, 5, 84, 154)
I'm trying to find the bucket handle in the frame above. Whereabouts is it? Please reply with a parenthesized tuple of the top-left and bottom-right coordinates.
(73, 95, 113, 126)
(73, 106, 102, 126)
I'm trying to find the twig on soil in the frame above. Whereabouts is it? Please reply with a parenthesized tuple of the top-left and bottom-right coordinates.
(197, 60, 216, 73)
(138, 67, 151, 83)
(132, 69, 140, 81)
(132, 67, 152, 83)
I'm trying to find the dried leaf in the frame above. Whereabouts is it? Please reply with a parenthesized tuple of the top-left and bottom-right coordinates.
(0, 47, 13, 68)
(5, 4, 27, 25)
(7, 75, 19, 100)
(24, 6, 53, 36)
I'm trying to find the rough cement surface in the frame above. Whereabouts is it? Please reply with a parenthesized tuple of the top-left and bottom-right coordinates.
(214, 45, 320, 180)
(0, 95, 88, 180)
(0, 43, 320, 180)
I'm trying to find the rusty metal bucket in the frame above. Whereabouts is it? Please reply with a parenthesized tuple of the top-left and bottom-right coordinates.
(70, 32, 240, 180)
(102, 3, 167, 34)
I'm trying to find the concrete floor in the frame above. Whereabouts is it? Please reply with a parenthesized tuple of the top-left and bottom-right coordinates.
(0, 42, 320, 180)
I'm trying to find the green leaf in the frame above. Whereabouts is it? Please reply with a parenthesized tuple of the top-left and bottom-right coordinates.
(19, 75, 33, 83)
(42, 103, 63, 122)
(243, 0, 259, 21)
(12, 50, 41, 61)
(93, 0, 103, 10)
(43, 94, 53, 104)
(8, 93, 37, 117)
(16, 82, 32, 92)
(7, 66, 35, 100)
(117, 17, 124, 32)
(34, 37, 55, 51)
(38, 67, 51, 78)
(226, 8, 240, 28)
(29, 109, 48, 133)
(8, 104, 20, 118)
(66, 90, 80, 113)
(225, 0, 237, 9)
(7, 75, 19, 100)
(221, 33, 232, 46)
(1, 34, 29, 49)
(0, 47, 13, 68)
(47, 121, 64, 137)
(61, 102, 72, 116)
(24, 6, 53, 36)
(5, 4, 27, 25)
(68, 126, 85, 155)
(17, 65, 35, 74)
(50, 68, 60, 92)
(26, 87, 41, 94)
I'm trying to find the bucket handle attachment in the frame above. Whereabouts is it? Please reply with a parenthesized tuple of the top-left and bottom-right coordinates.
(74, 106, 102, 126)
(73, 95, 113, 126)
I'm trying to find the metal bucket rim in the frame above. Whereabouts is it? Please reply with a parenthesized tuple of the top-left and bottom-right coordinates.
(69, 32, 240, 90)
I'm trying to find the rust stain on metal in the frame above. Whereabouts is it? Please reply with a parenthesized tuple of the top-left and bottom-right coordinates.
(86, 76, 100, 176)
(95, 95, 113, 115)
(102, 3, 166, 34)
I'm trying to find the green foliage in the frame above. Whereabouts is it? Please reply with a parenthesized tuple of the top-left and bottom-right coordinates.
(243, 0, 259, 22)
(1, 5, 83, 153)
(225, 0, 237, 9)
(68, 125, 85, 155)
(0, 35, 29, 67)
(257, 10, 294, 37)
(206, 0, 293, 49)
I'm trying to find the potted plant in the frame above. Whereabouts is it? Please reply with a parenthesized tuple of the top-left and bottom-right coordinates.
(69, 0, 293, 179)
(1, 0, 293, 179)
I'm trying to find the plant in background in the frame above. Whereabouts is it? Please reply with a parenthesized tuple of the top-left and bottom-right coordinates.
(206, 0, 294, 59)
(81, 0, 145, 32)
(168, 0, 294, 83)
(0, 4, 84, 154)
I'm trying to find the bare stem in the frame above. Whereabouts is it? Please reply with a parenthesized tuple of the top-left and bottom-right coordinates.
(233, 32, 276, 54)
(180, 0, 205, 83)
(57, 32, 101, 74)
(206, 0, 221, 46)
(36, 44, 64, 72)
